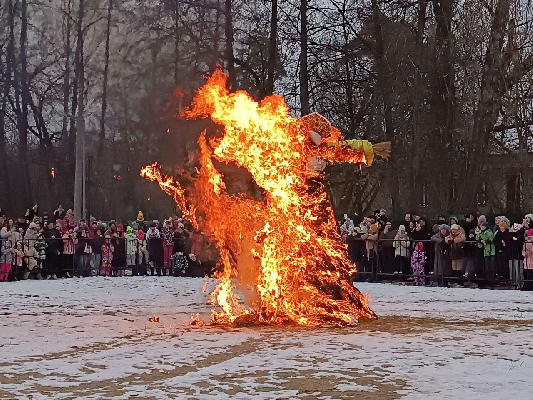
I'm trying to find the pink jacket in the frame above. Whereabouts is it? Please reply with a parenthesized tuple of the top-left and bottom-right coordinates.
(523, 242, 533, 270)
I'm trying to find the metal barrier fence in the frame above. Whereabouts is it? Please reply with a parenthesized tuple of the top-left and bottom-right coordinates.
(348, 237, 533, 288)
(1, 236, 532, 288)
(0, 237, 215, 281)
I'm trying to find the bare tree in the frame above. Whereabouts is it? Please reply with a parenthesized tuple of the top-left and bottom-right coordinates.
(299, 0, 309, 115)
(74, 0, 85, 220)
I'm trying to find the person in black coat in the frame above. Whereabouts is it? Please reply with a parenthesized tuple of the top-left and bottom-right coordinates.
(147, 224, 163, 276)
(493, 221, 512, 279)
(43, 221, 63, 279)
(510, 224, 525, 288)
(346, 229, 364, 266)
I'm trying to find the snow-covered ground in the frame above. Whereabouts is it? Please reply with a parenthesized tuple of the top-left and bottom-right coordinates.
(1, 278, 532, 399)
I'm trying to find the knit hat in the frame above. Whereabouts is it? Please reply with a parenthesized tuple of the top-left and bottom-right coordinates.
(369, 224, 378, 233)
(126, 226, 133, 233)
(398, 225, 406, 232)
(499, 221, 508, 229)
(525, 214, 533, 221)
(527, 229, 533, 236)
(481, 221, 489, 228)
(478, 215, 487, 225)
(439, 224, 450, 233)
(137, 229, 145, 241)
(500, 217, 510, 228)
(137, 211, 144, 221)
(450, 216, 459, 224)
(451, 224, 460, 231)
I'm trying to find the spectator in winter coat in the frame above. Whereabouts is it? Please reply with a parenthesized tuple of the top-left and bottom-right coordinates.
(62, 228, 75, 278)
(23, 241, 39, 280)
(378, 221, 396, 273)
(0, 240, 15, 281)
(476, 222, 496, 281)
(125, 226, 137, 269)
(446, 224, 465, 276)
(509, 223, 525, 289)
(393, 225, 410, 274)
(411, 242, 426, 285)
(24, 223, 38, 243)
(161, 219, 174, 272)
(147, 224, 163, 275)
(75, 229, 93, 277)
(13, 242, 24, 279)
(34, 232, 47, 278)
(186, 253, 203, 277)
(361, 224, 378, 272)
(100, 236, 114, 277)
(522, 229, 533, 279)
(1, 221, 18, 249)
(494, 221, 512, 279)
(190, 230, 205, 261)
(463, 229, 478, 278)
(135, 229, 149, 276)
(431, 225, 450, 279)
(340, 214, 355, 242)
(346, 228, 364, 265)
(44, 221, 63, 280)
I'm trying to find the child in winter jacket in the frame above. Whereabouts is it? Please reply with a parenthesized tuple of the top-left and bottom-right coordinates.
(411, 242, 426, 285)
(100, 237, 115, 277)
(0, 240, 15, 281)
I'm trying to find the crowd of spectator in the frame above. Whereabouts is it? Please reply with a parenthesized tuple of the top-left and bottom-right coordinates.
(0, 205, 219, 281)
(2, 204, 533, 290)
(341, 210, 533, 289)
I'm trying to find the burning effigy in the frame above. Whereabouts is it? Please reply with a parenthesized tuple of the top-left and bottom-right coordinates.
(141, 69, 390, 326)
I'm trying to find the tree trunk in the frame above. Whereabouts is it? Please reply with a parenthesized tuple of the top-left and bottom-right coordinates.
(461, 0, 511, 210)
(74, 0, 85, 221)
(99, 0, 113, 149)
(408, 0, 427, 211)
(266, 0, 278, 95)
(0, 0, 15, 212)
(172, 0, 180, 86)
(18, 0, 33, 206)
(62, 0, 73, 142)
(370, 0, 399, 213)
(224, 0, 236, 88)
(299, 0, 310, 116)
(431, 0, 455, 211)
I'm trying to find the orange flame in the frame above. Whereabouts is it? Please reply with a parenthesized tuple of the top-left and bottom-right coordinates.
(142, 69, 377, 326)
(149, 315, 160, 323)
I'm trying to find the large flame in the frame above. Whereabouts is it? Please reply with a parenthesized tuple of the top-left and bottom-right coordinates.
(141, 69, 378, 326)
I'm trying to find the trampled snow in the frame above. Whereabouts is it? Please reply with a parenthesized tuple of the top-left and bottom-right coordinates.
(1, 277, 532, 399)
